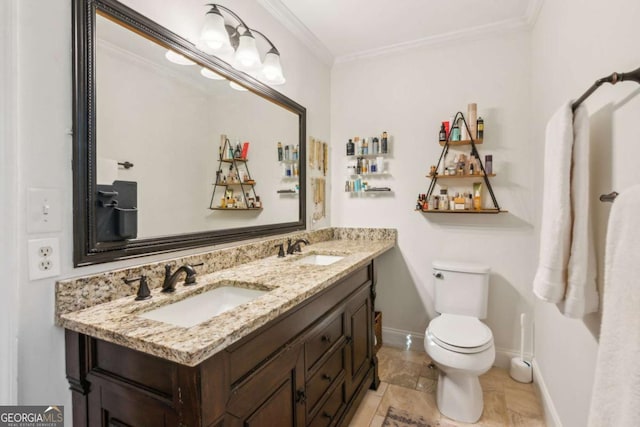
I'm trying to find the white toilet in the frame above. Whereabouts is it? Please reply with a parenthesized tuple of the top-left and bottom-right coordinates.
(424, 261, 495, 423)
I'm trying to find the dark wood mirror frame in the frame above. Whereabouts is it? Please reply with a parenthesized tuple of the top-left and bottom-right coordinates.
(72, 0, 307, 266)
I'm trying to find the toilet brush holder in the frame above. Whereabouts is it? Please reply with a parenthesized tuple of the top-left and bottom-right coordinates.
(510, 357, 532, 383)
(510, 313, 532, 383)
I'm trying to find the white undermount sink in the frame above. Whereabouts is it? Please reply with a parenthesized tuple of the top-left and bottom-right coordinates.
(294, 254, 344, 266)
(139, 285, 268, 328)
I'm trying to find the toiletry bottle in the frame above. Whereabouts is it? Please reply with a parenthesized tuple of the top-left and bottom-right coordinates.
(347, 139, 355, 156)
(255, 196, 262, 208)
(477, 117, 484, 139)
(284, 144, 290, 160)
(234, 143, 242, 159)
(376, 156, 384, 173)
(439, 189, 448, 210)
(354, 136, 361, 155)
(468, 103, 477, 141)
(372, 137, 379, 154)
(381, 132, 388, 153)
(473, 182, 482, 210)
(451, 125, 460, 141)
(293, 145, 298, 161)
(362, 138, 369, 155)
(439, 124, 447, 142)
(485, 155, 493, 175)
(277, 142, 283, 161)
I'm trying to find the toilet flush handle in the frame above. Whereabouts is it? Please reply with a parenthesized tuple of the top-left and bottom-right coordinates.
(433, 272, 443, 279)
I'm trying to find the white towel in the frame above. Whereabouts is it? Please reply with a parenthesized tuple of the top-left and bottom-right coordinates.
(562, 105, 598, 317)
(533, 102, 574, 303)
(588, 185, 640, 427)
(533, 102, 598, 317)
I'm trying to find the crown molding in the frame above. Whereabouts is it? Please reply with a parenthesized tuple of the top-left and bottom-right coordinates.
(257, 0, 334, 67)
(335, 16, 531, 64)
(258, 0, 544, 66)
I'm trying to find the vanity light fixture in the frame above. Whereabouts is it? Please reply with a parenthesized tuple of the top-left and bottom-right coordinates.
(198, 3, 286, 85)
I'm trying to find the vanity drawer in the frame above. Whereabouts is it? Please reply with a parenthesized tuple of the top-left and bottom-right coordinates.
(305, 312, 345, 373)
(307, 381, 345, 427)
(307, 346, 345, 414)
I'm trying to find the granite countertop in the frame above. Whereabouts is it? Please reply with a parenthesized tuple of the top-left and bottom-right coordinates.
(58, 238, 394, 366)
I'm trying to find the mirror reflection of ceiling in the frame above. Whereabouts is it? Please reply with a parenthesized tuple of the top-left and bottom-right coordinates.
(95, 14, 300, 239)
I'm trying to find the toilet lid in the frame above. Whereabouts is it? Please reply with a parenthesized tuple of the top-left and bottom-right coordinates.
(429, 314, 493, 352)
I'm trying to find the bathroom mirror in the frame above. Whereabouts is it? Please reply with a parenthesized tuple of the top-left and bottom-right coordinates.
(73, 0, 306, 266)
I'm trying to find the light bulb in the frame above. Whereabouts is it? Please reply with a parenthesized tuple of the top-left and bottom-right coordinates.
(234, 33, 261, 71)
(200, 7, 231, 52)
(261, 51, 285, 85)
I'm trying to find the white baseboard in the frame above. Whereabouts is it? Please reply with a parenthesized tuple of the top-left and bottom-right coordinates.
(380, 327, 532, 371)
(381, 327, 425, 351)
(532, 358, 563, 427)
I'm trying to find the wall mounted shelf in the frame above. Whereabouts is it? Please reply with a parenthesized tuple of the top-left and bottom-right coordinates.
(439, 138, 483, 147)
(420, 113, 503, 214)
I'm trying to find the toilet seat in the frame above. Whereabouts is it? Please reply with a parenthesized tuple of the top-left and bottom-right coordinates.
(428, 314, 493, 354)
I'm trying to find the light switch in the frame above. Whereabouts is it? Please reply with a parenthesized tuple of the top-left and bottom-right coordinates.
(27, 188, 62, 233)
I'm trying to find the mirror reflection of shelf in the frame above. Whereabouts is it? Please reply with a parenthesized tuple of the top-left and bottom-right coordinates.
(210, 137, 261, 210)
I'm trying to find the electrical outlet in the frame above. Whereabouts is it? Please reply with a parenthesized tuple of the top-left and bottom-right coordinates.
(39, 258, 53, 271)
(39, 246, 53, 257)
(28, 238, 61, 280)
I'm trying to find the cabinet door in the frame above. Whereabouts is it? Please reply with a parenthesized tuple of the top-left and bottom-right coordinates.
(87, 381, 178, 427)
(344, 285, 373, 400)
(225, 343, 306, 427)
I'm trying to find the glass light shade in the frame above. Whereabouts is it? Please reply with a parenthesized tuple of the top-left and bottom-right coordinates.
(261, 51, 286, 85)
(164, 50, 195, 66)
(229, 81, 248, 91)
(234, 33, 261, 71)
(200, 67, 226, 80)
(200, 10, 231, 51)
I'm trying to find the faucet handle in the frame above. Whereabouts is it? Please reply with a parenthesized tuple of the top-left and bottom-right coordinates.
(123, 275, 152, 301)
(274, 243, 285, 258)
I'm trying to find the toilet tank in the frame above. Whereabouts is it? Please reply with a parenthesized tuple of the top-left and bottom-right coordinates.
(433, 261, 491, 318)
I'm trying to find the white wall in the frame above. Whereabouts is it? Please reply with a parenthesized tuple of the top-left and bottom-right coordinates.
(0, 0, 19, 405)
(331, 30, 537, 360)
(530, 0, 640, 426)
(12, 0, 330, 418)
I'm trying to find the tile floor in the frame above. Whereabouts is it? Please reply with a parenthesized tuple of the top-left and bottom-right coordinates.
(349, 346, 546, 426)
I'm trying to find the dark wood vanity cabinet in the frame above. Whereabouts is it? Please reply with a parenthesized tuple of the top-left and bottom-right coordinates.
(65, 262, 379, 427)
